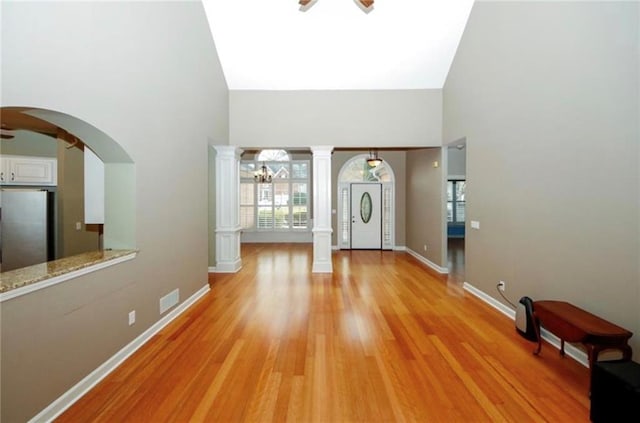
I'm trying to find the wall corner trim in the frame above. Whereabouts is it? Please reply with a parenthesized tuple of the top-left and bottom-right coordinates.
(28, 283, 211, 423)
(406, 248, 448, 274)
(462, 281, 589, 368)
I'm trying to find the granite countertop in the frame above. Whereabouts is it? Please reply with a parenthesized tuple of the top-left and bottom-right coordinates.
(0, 249, 138, 294)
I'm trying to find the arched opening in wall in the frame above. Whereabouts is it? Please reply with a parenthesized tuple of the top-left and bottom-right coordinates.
(0, 107, 135, 272)
(337, 154, 395, 250)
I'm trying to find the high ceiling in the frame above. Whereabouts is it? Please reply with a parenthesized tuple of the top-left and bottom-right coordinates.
(202, 0, 475, 90)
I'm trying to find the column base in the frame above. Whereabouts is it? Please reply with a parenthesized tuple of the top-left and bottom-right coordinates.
(215, 228, 242, 273)
(312, 229, 333, 273)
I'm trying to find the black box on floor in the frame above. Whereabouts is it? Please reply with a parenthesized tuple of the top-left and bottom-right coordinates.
(590, 359, 640, 423)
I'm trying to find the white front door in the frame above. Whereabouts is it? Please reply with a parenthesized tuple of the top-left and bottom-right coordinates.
(350, 183, 382, 249)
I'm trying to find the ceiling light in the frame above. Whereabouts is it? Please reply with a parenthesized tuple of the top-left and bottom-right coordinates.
(366, 149, 383, 167)
(254, 162, 273, 183)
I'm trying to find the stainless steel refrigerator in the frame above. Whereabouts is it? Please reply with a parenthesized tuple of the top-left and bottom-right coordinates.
(0, 189, 55, 272)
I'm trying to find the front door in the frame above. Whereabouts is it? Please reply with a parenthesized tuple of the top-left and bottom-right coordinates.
(350, 183, 382, 249)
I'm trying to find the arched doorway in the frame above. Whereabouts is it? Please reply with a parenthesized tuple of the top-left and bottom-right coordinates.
(337, 154, 395, 250)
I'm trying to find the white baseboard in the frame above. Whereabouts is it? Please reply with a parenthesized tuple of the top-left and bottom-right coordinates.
(213, 260, 242, 273)
(29, 283, 211, 423)
(332, 246, 405, 251)
(462, 281, 588, 368)
(406, 248, 449, 274)
(462, 281, 514, 319)
(208, 266, 216, 273)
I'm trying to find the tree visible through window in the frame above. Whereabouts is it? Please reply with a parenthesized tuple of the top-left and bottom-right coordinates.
(447, 180, 465, 223)
(240, 150, 309, 231)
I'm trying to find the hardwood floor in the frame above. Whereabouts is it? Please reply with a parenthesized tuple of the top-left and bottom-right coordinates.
(447, 237, 465, 284)
(56, 244, 590, 422)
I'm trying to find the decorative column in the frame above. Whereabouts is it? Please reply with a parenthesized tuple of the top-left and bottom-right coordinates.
(214, 145, 243, 273)
(311, 146, 334, 273)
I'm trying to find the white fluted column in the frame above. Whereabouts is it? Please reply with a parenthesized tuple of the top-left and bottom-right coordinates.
(214, 145, 243, 273)
(311, 146, 334, 273)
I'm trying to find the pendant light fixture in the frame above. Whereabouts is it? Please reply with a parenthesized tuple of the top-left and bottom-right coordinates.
(366, 149, 383, 167)
(254, 162, 273, 183)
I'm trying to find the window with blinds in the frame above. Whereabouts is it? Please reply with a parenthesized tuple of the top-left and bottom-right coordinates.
(240, 151, 309, 232)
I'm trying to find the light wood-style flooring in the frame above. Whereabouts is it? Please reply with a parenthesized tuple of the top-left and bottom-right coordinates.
(57, 244, 590, 422)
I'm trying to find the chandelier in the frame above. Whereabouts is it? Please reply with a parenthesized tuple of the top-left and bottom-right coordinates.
(254, 162, 273, 183)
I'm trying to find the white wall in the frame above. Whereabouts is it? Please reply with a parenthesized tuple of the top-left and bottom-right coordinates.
(447, 146, 466, 178)
(0, 1, 229, 421)
(444, 1, 639, 358)
(230, 89, 442, 148)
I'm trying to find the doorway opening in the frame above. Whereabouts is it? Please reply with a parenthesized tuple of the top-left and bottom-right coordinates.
(446, 140, 466, 283)
(337, 154, 395, 250)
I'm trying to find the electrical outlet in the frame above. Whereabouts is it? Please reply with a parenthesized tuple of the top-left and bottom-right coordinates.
(498, 281, 506, 292)
(128, 310, 136, 326)
(75, 222, 82, 231)
(423, 244, 427, 251)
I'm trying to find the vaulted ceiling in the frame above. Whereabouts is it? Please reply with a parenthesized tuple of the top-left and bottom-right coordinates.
(202, 0, 475, 90)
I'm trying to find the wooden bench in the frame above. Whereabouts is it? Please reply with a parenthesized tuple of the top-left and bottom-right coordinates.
(532, 300, 633, 372)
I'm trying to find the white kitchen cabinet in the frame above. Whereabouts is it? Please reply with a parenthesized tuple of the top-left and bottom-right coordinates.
(0, 155, 57, 186)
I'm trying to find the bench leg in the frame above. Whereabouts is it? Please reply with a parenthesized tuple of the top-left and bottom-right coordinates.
(560, 339, 565, 357)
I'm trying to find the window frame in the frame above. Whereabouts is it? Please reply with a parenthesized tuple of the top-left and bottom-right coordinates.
(447, 179, 466, 225)
(240, 158, 310, 232)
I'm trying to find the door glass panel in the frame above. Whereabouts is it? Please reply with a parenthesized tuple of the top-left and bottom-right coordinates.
(360, 192, 373, 223)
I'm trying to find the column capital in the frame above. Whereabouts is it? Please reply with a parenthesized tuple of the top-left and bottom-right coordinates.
(212, 145, 243, 159)
(310, 146, 334, 156)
